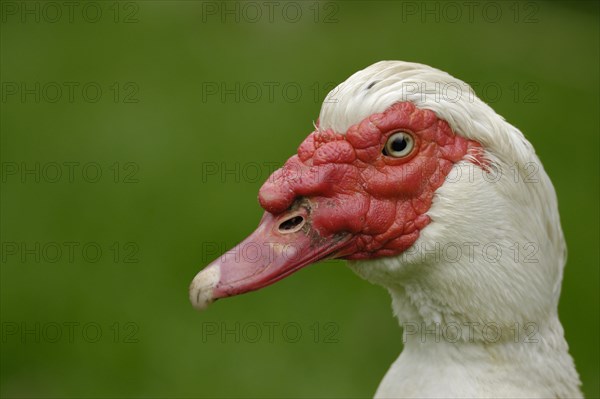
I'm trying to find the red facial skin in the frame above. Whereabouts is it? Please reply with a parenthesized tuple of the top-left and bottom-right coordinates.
(258, 101, 483, 260)
(194, 101, 485, 305)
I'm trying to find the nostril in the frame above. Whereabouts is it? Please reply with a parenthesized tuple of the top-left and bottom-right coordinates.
(278, 215, 305, 233)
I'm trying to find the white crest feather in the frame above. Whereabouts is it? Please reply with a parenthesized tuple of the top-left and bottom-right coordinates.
(319, 61, 580, 398)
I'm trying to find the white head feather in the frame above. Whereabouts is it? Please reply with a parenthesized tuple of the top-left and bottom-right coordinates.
(318, 61, 580, 398)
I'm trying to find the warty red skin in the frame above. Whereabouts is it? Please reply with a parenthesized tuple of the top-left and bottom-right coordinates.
(258, 101, 483, 260)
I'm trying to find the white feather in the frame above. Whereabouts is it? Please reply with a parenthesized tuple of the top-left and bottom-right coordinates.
(321, 61, 581, 398)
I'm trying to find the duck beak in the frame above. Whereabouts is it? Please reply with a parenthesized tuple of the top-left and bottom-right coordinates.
(189, 201, 352, 311)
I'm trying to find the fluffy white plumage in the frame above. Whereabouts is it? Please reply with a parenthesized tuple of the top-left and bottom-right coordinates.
(320, 61, 581, 398)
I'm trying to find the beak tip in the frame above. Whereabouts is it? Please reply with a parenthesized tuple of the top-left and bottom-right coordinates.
(189, 264, 221, 311)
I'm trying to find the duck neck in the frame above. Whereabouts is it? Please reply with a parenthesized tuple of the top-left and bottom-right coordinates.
(374, 285, 583, 398)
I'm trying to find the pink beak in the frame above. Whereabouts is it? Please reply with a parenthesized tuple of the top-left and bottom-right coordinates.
(189, 200, 352, 310)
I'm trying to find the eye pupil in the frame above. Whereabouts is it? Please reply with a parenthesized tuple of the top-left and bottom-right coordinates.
(391, 137, 407, 152)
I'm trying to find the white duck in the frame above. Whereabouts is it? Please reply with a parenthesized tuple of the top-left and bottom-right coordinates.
(190, 61, 582, 398)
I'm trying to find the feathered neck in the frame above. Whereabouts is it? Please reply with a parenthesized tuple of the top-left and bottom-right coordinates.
(368, 284, 582, 399)
(323, 60, 581, 397)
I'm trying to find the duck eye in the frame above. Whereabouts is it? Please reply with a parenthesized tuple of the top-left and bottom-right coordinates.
(383, 131, 414, 158)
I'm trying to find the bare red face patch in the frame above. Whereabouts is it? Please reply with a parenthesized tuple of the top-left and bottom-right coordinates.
(258, 102, 482, 259)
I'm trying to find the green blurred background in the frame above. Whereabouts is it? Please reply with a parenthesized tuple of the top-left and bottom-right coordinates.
(1, 1, 598, 398)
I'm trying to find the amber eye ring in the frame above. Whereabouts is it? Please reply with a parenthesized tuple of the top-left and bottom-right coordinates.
(383, 131, 415, 158)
